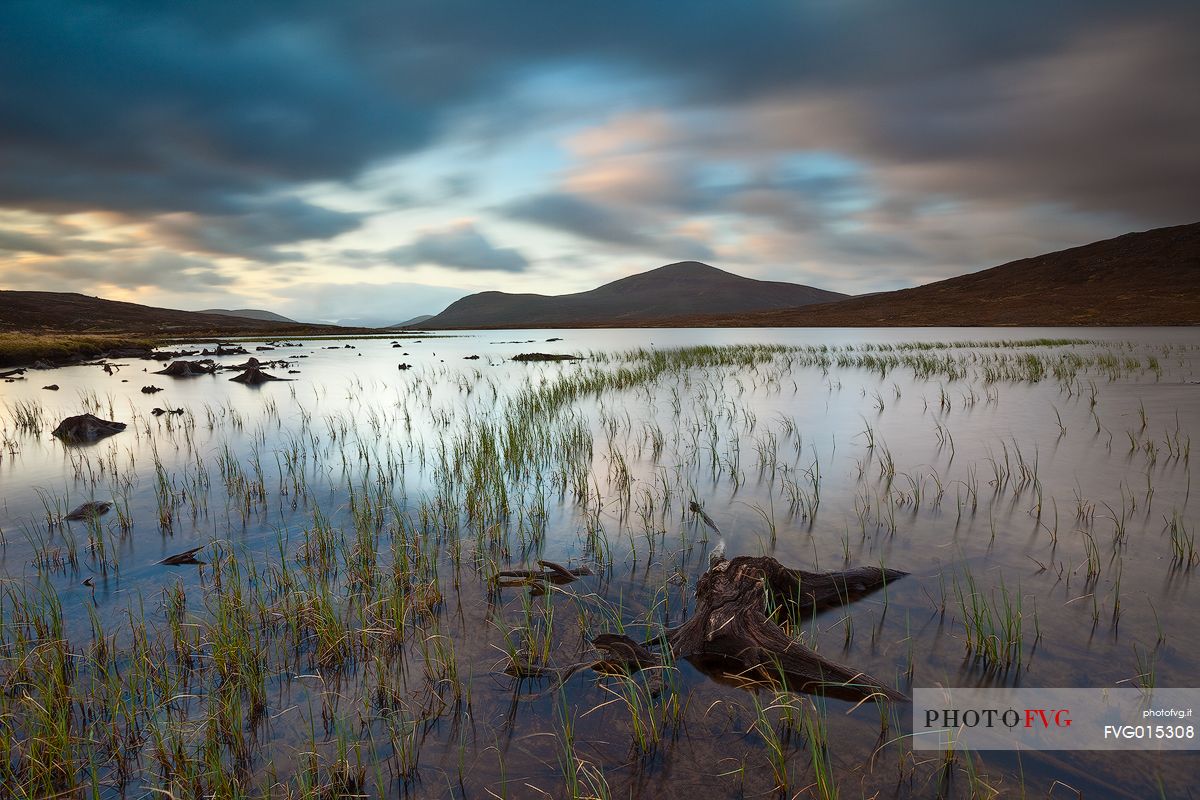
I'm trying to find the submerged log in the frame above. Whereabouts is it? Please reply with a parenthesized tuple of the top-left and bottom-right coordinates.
(495, 561, 591, 584)
(51, 413, 127, 443)
(667, 556, 907, 701)
(159, 546, 205, 566)
(494, 561, 592, 595)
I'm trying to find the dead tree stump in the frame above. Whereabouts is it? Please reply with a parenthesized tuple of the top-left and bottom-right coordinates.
(666, 556, 907, 701)
(499, 553, 908, 703)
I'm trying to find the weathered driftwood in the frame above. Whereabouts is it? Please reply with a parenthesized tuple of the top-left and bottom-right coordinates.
(665, 556, 907, 701)
(494, 561, 592, 596)
(501, 554, 907, 703)
(159, 546, 205, 566)
(51, 413, 127, 443)
(495, 561, 591, 584)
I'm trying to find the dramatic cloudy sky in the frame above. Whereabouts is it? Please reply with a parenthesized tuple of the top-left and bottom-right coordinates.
(1, 1, 1197, 325)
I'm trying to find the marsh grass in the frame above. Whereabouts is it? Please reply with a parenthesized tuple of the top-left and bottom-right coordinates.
(0, 332, 158, 367)
(0, 335, 1193, 797)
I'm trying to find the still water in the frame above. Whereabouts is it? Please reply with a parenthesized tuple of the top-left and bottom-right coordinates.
(0, 327, 1197, 798)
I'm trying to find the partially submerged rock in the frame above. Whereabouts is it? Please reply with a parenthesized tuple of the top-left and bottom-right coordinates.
(52, 413, 127, 443)
(200, 344, 248, 356)
(229, 366, 288, 384)
(141, 385, 163, 394)
(159, 546, 205, 566)
(64, 501, 112, 521)
(151, 407, 184, 416)
(42, 384, 59, 391)
(154, 360, 216, 377)
(512, 352, 583, 362)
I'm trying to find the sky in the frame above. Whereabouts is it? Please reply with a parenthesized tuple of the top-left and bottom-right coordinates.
(1, 1, 1197, 326)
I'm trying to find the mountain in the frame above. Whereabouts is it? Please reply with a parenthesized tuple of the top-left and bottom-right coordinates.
(199, 308, 298, 323)
(417, 261, 847, 328)
(387, 314, 435, 328)
(650, 223, 1200, 327)
(0, 291, 341, 334)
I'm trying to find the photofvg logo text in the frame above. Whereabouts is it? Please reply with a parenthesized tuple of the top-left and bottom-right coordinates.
(922, 707, 1072, 730)
(912, 688, 1200, 751)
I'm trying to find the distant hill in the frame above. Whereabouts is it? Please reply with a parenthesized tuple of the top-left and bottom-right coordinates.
(417, 261, 847, 328)
(199, 308, 298, 323)
(387, 314, 435, 329)
(653, 223, 1200, 327)
(0, 291, 342, 335)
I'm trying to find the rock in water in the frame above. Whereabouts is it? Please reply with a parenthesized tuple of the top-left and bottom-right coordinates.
(229, 366, 287, 384)
(51, 413, 127, 443)
(154, 360, 216, 377)
(64, 501, 112, 521)
(511, 353, 583, 362)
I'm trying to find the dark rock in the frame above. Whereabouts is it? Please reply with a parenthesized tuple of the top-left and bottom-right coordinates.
(64, 501, 112, 521)
(151, 407, 184, 416)
(159, 546, 205, 566)
(200, 344, 248, 356)
(42, 384, 59, 391)
(52, 413, 127, 443)
(464, 355, 480, 360)
(141, 386, 163, 394)
(230, 367, 288, 384)
(512, 353, 583, 362)
(154, 360, 216, 377)
(398, 363, 412, 370)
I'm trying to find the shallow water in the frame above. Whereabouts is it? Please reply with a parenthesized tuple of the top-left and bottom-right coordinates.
(0, 327, 1197, 798)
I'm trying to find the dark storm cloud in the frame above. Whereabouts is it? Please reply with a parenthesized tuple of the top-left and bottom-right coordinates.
(503, 192, 715, 261)
(386, 224, 528, 272)
(504, 193, 648, 248)
(155, 198, 364, 262)
(0, 229, 62, 255)
(0, 0, 1196, 245)
(2, 251, 232, 291)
